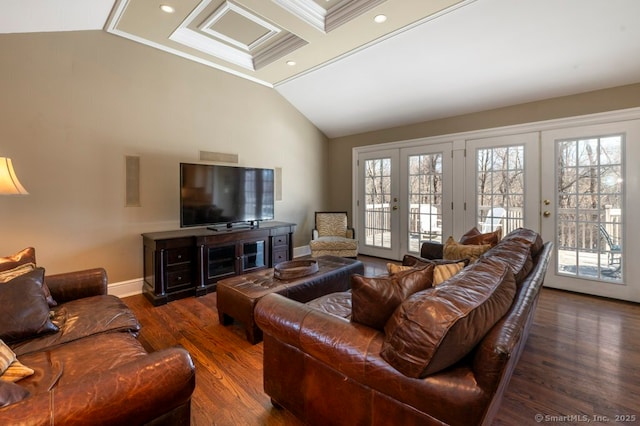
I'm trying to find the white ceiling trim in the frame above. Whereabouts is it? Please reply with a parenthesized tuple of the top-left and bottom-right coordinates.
(254, 34, 308, 70)
(272, 0, 327, 33)
(170, 27, 255, 70)
(324, 0, 386, 32)
(273, 0, 388, 33)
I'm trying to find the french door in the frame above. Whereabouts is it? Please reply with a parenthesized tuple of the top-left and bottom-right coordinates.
(355, 144, 453, 260)
(356, 149, 400, 259)
(540, 120, 640, 301)
(465, 133, 540, 234)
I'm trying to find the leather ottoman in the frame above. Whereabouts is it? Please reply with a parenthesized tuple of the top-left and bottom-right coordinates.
(217, 255, 364, 343)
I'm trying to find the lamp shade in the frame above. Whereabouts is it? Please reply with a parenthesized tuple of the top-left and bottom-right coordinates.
(0, 157, 29, 195)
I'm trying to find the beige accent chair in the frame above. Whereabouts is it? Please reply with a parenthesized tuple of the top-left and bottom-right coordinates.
(309, 211, 358, 258)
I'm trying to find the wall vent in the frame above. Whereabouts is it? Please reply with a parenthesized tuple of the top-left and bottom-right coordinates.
(199, 151, 239, 163)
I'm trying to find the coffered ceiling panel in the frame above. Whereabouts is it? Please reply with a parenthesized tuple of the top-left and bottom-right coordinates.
(105, 0, 464, 86)
(167, 0, 306, 71)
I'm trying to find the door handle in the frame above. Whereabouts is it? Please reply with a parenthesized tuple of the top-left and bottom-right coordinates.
(392, 205, 398, 211)
(543, 211, 551, 217)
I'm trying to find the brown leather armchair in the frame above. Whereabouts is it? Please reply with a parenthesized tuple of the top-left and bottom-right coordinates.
(0, 265, 195, 424)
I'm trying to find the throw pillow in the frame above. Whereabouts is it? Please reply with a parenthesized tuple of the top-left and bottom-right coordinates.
(459, 227, 502, 247)
(0, 263, 36, 283)
(0, 339, 34, 383)
(443, 236, 491, 263)
(386, 263, 413, 274)
(351, 264, 434, 331)
(0, 380, 30, 408)
(0, 248, 36, 273)
(0, 340, 16, 374)
(0, 360, 35, 383)
(419, 241, 444, 260)
(402, 254, 470, 267)
(0, 267, 59, 343)
(433, 262, 466, 285)
(0, 248, 56, 307)
(381, 257, 516, 378)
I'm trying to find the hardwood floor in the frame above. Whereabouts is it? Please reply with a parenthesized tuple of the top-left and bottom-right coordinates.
(123, 256, 640, 425)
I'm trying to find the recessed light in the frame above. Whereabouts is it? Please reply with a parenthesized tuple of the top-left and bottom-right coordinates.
(160, 4, 175, 13)
(286, 60, 296, 66)
(374, 14, 387, 23)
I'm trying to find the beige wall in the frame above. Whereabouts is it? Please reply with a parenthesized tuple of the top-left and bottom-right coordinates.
(0, 31, 328, 282)
(328, 83, 640, 218)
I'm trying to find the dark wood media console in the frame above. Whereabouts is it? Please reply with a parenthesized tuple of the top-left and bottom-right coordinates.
(142, 221, 296, 306)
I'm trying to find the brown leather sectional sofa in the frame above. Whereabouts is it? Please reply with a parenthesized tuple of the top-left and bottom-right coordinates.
(255, 228, 552, 426)
(0, 260, 195, 425)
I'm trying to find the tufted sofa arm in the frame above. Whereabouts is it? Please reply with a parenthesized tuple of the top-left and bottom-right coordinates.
(0, 347, 195, 425)
(45, 268, 108, 303)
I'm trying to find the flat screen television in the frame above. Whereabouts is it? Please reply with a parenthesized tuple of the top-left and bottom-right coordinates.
(180, 163, 274, 229)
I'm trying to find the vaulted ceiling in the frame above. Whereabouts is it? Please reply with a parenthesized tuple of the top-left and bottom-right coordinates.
(3, 0, 640, 138)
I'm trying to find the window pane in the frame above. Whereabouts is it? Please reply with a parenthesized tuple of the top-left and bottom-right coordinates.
(364, 158, 392, 248)
(408, 153, 443, 252)
(476, 145, 525, 235)
(555, 135, 623, 282)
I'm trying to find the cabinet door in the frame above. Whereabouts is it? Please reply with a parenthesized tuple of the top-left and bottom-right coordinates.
(206, 245, 237, 281)
(242, 240, 267, 272)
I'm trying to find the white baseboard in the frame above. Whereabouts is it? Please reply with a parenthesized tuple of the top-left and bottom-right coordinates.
(108, 278, 144, 298)
(294, 245, 311, 258)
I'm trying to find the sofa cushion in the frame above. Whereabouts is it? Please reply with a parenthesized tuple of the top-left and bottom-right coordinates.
(443, 236, 491, 263)
(0, 380, 29, 407)
(0, 268, 59, 344)
(0, 248, 56, 307)
(9, 294, 141, 357)
(306, 291, 352, 319)
(459, 227, 502, 247)
(381, 257, 516, 378)
(351, 265, 434, 330)
(309, 237, 358, 251)
(15, 332, 148, 395)
(482, 238, 533, 285)
(502, 228, 544, 257)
